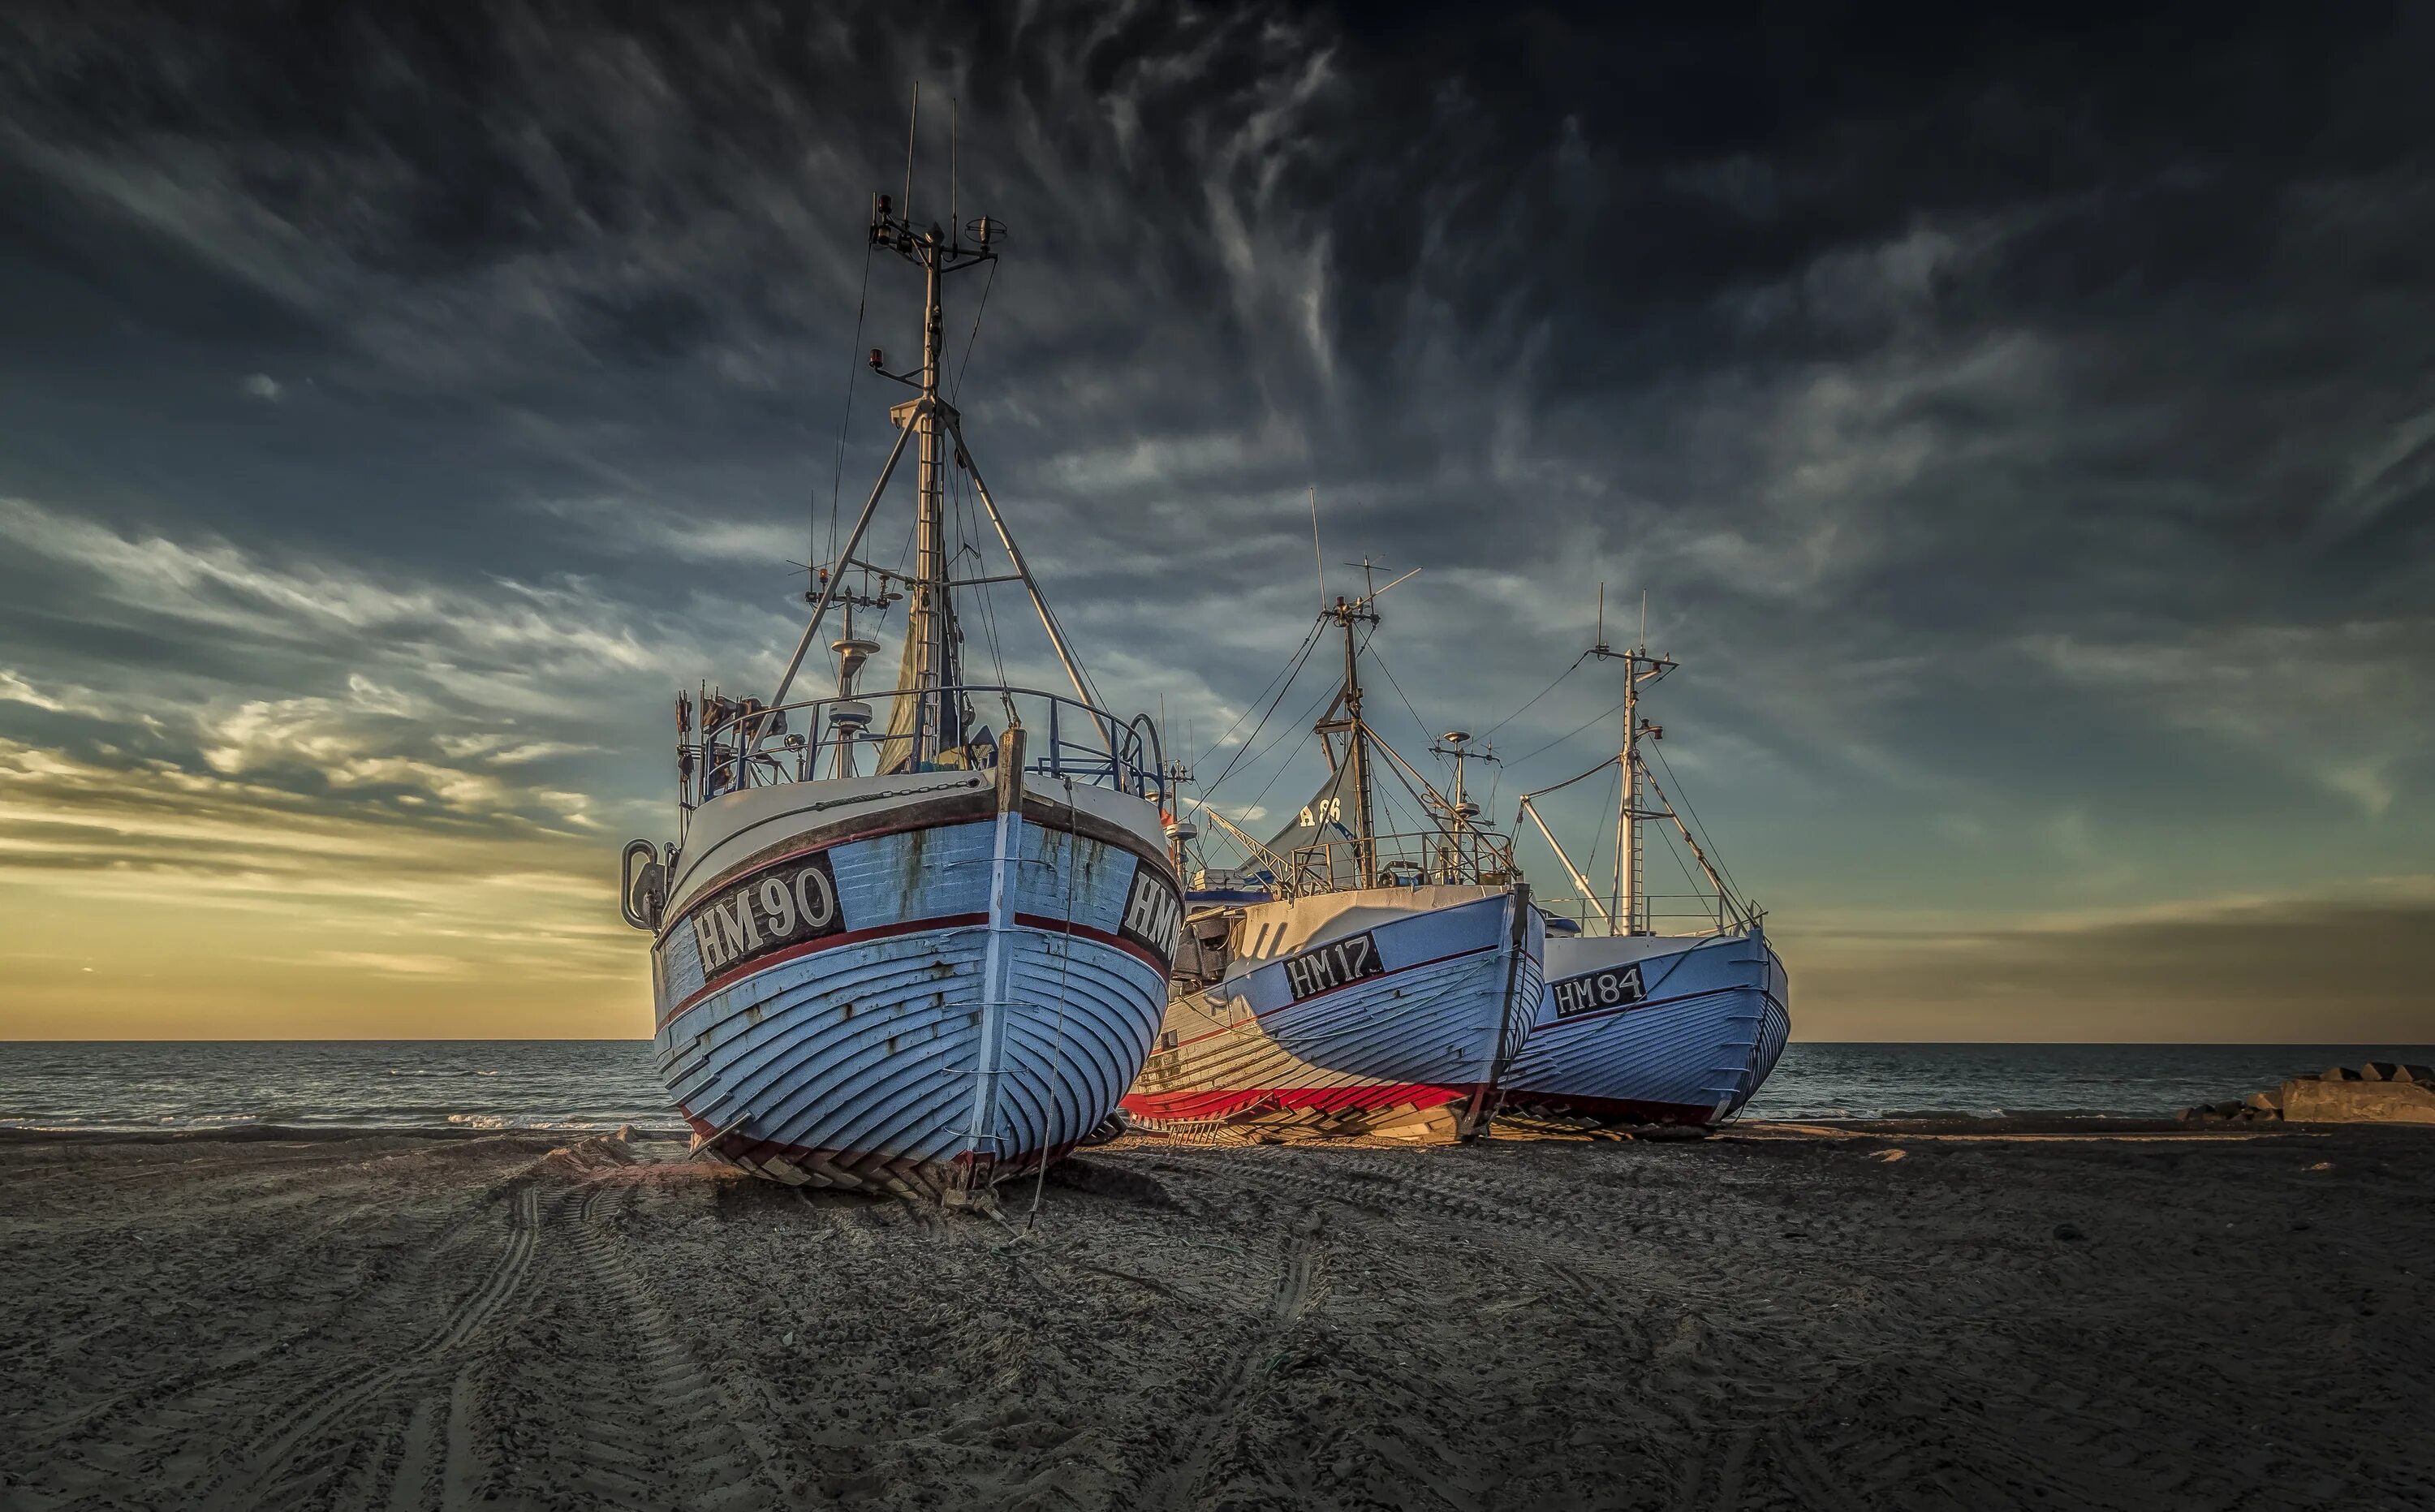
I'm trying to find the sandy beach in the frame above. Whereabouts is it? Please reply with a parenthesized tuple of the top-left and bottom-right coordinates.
(3, 1123, 2430, 1511)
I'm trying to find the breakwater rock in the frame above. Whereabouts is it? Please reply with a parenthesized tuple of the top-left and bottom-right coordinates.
(2180, 1062, 2435, 1126)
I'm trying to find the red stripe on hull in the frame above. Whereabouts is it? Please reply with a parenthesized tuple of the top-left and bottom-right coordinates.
(1122, 1081, 1465, 1122)
(662, 798, 1178, 945)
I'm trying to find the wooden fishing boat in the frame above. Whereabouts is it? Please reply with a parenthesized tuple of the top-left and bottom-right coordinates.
(1123, 582, 1542, 1141)
(1500, 615, 1789, 1128)
(1502, 925, 1789, 1126)
(618, 179, 1181, 1200)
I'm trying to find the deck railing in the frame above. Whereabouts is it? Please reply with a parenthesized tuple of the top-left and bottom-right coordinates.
(685, 683, 1167, 816)
(1284, 826, 1520, 898)
(1535, 890, 1760, 936)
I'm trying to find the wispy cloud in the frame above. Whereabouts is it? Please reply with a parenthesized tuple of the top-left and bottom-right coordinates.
(0, 3, 2429, 1034)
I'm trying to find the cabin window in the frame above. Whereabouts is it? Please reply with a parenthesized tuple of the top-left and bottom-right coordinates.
(1158, 1030, 1178, 1051)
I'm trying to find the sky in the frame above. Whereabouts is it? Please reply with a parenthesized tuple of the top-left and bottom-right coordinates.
(1, 3, 2429, 1041)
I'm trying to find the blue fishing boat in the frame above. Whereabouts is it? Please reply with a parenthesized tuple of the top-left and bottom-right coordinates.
(1127, 583, 1542, 1141)
(1503, 616, 1789, 1127)
(618, 180, 1179, 1200)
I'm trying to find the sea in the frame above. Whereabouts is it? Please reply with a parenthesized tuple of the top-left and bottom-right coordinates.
(3, 1040, 2432, 1134)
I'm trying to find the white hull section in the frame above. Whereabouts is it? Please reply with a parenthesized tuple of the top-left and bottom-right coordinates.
(1501, 925, 1789, 1127)
(1124, 886, 1543, 1139)
(653, 772, 1179, 1195)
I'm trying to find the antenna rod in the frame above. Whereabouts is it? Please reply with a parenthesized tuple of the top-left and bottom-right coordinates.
(902, 84, 919, 227)
(1309, 485, 1325, 608)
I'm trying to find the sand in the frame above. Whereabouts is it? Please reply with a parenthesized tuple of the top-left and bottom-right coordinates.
(2, 1122, 2431, 1511)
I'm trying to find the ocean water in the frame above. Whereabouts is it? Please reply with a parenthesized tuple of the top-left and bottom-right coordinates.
(4, 1040, 2431, 1134)
(0, 1041, 683, 1135)
(1740, 1042, 2435, 1121)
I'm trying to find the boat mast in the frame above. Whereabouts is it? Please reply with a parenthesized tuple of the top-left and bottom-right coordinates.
(876, 209, 961, 765)
(1617, 644, 1637, 933)
(858, 162, 994, 765)
(1321, 585, 1380, 885)
(1431, 730, 1485, 883)
(1589, 590, 1671, 934)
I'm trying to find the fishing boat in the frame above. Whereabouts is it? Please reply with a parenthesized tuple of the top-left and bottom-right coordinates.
(616, 179, 1182, 1200)
(1123, 578, 1543, 1142)
(1500, 613, 1789, 1128)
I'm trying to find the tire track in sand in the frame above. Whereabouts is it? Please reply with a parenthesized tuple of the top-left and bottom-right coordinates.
(1147, 1214, 1327, 1511)
(508, 1177, 801, 1510)
(199, 1182, 542, 1510)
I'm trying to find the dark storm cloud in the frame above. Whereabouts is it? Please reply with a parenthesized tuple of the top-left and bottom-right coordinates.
(1, 2, 2430, 1032)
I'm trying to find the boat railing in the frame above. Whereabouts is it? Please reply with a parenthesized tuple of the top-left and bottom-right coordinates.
(686, 683, 1167, 813)
(1284, 826, 1521, 898)
(1536, 890, 1758, 936)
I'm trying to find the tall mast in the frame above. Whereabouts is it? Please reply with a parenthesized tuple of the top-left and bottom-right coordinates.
(1616, 655, 1638, 932)
(765, 113, 1042, 750)
(1588, 592, 1672, 935)
(858, 147, 996, 765)
(1321, 588, 1380, 884)
(912, 225, 953, 756)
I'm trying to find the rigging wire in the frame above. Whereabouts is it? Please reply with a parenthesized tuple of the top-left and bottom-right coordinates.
(1648, 739, 1746, 903)
(1373, 781, 1420, 851)
(1361, 638, 1438, 756)
(1522, 761, 1616, 924)
(1477, 651, 1588, 742)
(1228, 713, 1325, 835)
(1193, 621, 1325, 775)
(1218, 674, 1340, 824)
(826, 238, 879, 566)
(1660, 816, 1708, 920)
(1193, 626, 1326, 805)
(1584, 763, 1619, 913)
(951, 461, 1013, 701)
(1505, 692, 1630, 769)
(950, 258, 998, 403)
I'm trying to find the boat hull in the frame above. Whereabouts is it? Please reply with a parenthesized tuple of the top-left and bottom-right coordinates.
(1498, 925, 1789, 1128)
(1123, 886, 1543, 1141)
(652, 773, 1179, 1196)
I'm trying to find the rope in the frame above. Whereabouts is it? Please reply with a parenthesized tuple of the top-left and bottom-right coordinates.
(1023, 776, 1084, 1232)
